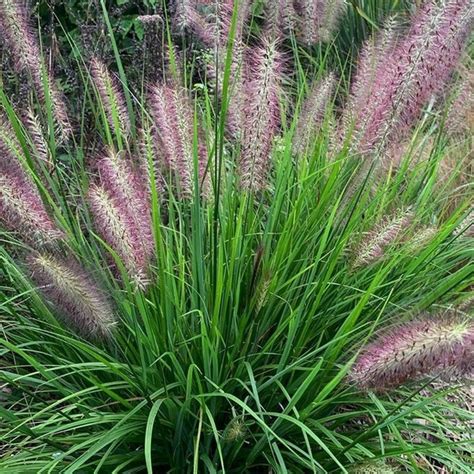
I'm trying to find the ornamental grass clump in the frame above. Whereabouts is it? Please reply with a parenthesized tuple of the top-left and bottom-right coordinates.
(351, 315, 474, 391)
(0, 1, 473, 472)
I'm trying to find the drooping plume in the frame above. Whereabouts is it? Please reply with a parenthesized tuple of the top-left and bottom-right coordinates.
(0, 172, 64, 245)
(0, 116, 63, 245)
(293, 73, 335, 155)
(294, 0, 346, 45)
(90, 57, 130, 137)
(88, 150, 154, 287)
(343, 0, 473, 157)
(0, 0, 72, 141)
(149, 82, 209, 196)
(352, 208, 413, 268)
(350, 315, 474, 390)
(239, 38, 284, 191)
(27, 252, 115, 338)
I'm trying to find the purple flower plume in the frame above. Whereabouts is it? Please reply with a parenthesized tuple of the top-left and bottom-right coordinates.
(239, 38, 285, 191)
(0, 117, 63, 245)
(28, 252, 115, 339)
(0, 0, 72, 141)
(352, 208, 413, 268)
(294, 0, 346, 45)
(345, 0, 473, 157)
(88, 150, 154, 287)
(90, 57, 130, 137)
(351, 315, 474, 391)
(149, 82, 209, 196)
(23, 109, 51, 168)
(293, 73, 335, 155)
(265, 0, 298, 38)
(0, 171, 64, 245)
(175, 0, 250, 49)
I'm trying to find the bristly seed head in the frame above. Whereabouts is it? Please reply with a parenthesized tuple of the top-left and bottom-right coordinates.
(90, 57, 131, 137)
(88, 151, 155, 288)
(294, 0, 346, 45)
(0, 0, 72, 142)
(341, 0, 473, 158)
(350, 314, 474, 391)
(352, 208, 414, 268)
(293, 73, 336, 156)
(149, 82, 209, 197)
(239, 37, 285, 191)
(0, 171, 64, 246)
(27, 252, 116, 339)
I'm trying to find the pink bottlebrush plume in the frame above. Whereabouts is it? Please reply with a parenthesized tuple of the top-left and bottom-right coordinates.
(0, 171, 64, 245)
(88, 184, 152, 288)
(0, 114, 24, 166)
(445, 64, 474, 138)
(294, 0, 346, 45)
(346, 0, 473, 157)
(265, 0, 298, 38)
(23, 109, 51, 168)
(175, 0, 250, 48)
(338, 18, 399, 147)
(206, 39, 247, 139)
(137, 125, 166, 197)
(293, 73, 335, 155)
(0, 0, 72, 142)
(174, 0, 216, 46)
(352, 208, 413, 268)
(96, 149, 154, 255)
(90, 57, 130, 137)
(239, 38, 285, 191)
(27, 252, 115, 339)
(149, 82, 209, 196)
(0, 116, 63, 245)
(350, 315, 474, 391)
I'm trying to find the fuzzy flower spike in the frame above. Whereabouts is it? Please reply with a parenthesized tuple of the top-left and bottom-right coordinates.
(149, 81, 209, 196)
(0, 0, 72, 141)
(28, 252, 115, 339)
(294, 0, 346, 45)
(345, 0, 473, 157)
(88, 150, 154, 287)
(90, 57, 130, 138)
(0, 117, 63, 245)
(293, 73, 336, 155)
(351, 315, 473, 391)
(239, 37, 285, 191)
